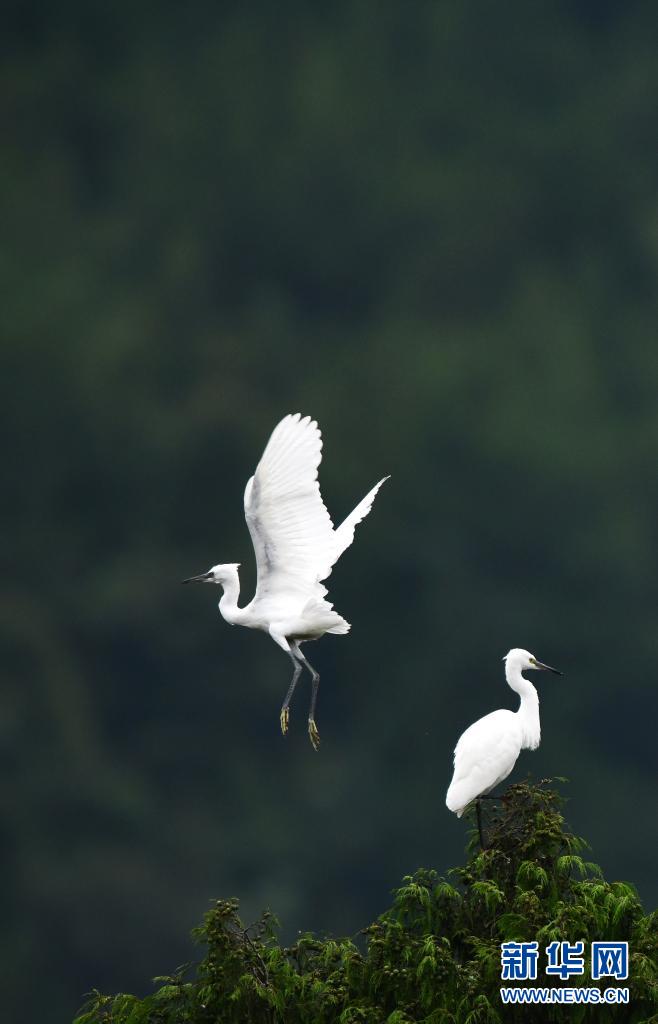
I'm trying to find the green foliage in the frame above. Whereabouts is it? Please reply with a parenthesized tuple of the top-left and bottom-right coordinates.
(75, 783, 658, 1024)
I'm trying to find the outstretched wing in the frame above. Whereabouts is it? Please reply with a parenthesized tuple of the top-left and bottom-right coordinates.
(324, 476, 389, 580)
(244, 414, 337, 603)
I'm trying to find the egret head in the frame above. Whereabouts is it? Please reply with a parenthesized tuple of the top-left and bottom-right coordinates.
(182, 563, 241, 585)
(503, 648, 562, 675)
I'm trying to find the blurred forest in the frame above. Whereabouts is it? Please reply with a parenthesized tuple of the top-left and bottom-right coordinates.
(2, 1, 658, 1022)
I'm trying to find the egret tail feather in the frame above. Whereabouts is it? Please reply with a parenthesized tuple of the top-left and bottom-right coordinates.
(327, 620, 350, 634)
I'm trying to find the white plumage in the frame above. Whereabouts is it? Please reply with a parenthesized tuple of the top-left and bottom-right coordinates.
(446, 648, 562, 821)
(183, 413, 388, 749)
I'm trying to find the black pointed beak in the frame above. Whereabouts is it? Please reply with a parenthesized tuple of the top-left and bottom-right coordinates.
(533, 660, 562, 676)
(181, 572, 213, 584)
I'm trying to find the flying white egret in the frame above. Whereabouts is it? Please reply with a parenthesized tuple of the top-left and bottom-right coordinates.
(445, 648, 562, 842)
(182, 413, 388, 750)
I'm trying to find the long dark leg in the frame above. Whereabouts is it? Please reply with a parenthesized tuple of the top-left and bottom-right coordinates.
(291, 642, 320, 751)
(280, 652, 302, 737)
(476, 799, 486, 849)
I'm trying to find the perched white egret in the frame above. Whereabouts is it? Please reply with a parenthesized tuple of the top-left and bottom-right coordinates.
(183, 413, 388, 750)
(445, 648, 562, 838)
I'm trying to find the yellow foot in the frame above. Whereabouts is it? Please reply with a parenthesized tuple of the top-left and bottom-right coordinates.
(280, 707, 289, 736)
(308, 718, 320, 751)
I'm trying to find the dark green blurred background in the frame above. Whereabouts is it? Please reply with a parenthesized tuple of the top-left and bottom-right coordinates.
(3, 2, 658, 1021)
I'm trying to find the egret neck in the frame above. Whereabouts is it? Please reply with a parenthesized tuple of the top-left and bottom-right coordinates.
(506, 658, 541, 750)
(217, 566, 245, 626)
